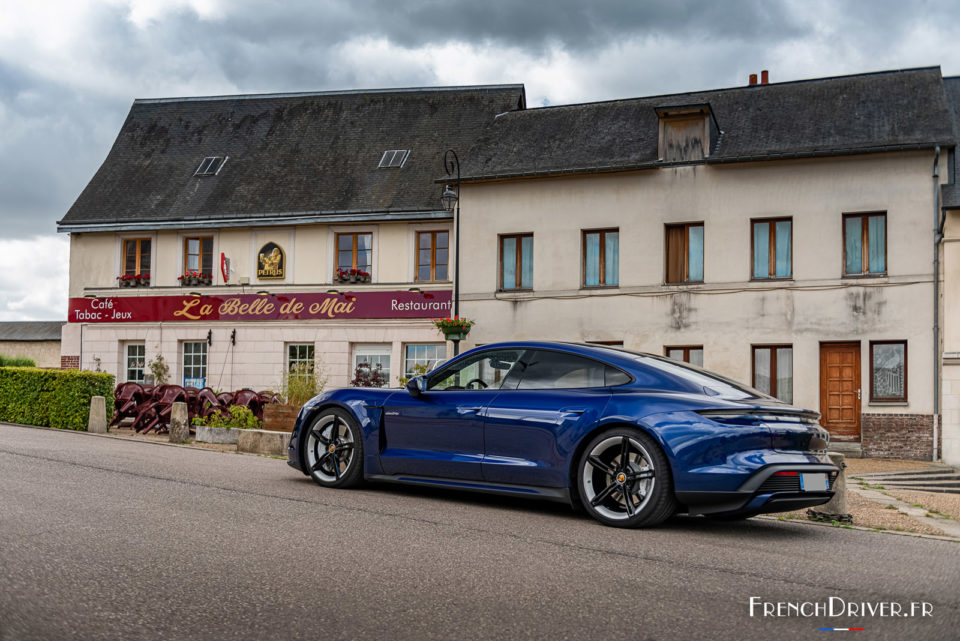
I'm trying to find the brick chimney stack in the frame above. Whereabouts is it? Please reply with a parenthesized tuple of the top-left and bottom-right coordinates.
(749, 73, 758, 86)
(761, 70, 769, 84)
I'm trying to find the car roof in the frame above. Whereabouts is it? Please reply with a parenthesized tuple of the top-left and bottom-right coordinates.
(461, 341, 650, 368)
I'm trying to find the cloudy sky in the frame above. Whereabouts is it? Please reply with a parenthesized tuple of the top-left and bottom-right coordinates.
(2, 0, 959, 320)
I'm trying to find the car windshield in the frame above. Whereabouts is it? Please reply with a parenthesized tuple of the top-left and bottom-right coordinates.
(613, 350, 770, 401)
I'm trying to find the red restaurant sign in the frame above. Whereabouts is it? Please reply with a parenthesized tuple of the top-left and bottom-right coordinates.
(68, 290, 452, 323)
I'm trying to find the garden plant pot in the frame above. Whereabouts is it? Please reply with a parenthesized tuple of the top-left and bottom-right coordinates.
(442, 330, 469, 342)
(263, 404, 300, 432)
(195, 425, 241, 444)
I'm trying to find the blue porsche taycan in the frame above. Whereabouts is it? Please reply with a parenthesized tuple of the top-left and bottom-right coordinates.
(288, 341, 837, 528)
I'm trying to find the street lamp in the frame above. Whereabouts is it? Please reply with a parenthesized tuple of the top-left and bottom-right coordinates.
(442, 149, 461, 355)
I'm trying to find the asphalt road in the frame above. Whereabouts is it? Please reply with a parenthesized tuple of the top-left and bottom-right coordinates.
(1, 424, 957, 641)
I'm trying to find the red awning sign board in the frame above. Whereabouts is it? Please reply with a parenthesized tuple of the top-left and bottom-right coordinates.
(69, 290, 452, 323)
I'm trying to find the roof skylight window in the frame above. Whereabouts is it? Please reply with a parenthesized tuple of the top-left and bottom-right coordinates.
(195, 156, 227, 176)
(378, 150, 409, 168)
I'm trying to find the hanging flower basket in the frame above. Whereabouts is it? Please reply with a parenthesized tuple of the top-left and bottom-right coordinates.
(434, 316, 474, 342)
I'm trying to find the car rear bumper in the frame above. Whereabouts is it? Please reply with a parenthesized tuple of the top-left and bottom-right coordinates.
(675, 463, 839, 517)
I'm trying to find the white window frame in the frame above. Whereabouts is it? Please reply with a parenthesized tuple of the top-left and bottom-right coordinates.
(124, 342, 146, 383)
(182, 341, 208, 387)
(403, 343, 447, 378)
(352, 343, 391, 388)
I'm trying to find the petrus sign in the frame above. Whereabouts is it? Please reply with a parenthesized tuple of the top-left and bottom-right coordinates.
(256, 242, 286, 279)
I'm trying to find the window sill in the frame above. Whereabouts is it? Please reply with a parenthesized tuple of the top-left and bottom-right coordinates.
(496, 289, 534, 299)
(842, 273, 888, 280)
(662, 281, 704, 287)
(580, 285, 620, 291)
(750, 277, 793, 283)
(867, 401, 908, 407)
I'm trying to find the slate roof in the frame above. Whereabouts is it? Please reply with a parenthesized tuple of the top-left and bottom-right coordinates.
(58, 85, 525, 231)
(459, 67, 955, 182)
(0, 322, 64, 341)
(942, 76, 960, 209)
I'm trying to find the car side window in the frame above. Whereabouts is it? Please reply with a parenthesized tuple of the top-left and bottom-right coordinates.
(515, 350, 625, 389)
(427, 350, 524, 391)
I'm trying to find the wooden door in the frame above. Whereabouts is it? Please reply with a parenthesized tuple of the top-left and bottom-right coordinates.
(819, 342, 861, 441)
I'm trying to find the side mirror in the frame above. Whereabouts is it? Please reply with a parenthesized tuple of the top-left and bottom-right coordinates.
(406, 375, 426, 397)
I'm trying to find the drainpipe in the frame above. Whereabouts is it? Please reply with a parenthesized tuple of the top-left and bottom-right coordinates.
(933, 145, 941, 462)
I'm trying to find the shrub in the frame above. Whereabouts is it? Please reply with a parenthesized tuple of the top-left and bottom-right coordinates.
(0, 355, 36, 367)
(191, 405, 261, 430)
(147, 354, 170, 385)
(397, 363, 431, 387)
(281, 361, 327, 406)
(351, 362, 387, 388)
(0, 367, 114, 430)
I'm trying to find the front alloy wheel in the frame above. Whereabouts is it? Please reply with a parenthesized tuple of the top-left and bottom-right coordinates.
(304, 409, 363, 488)
(578, 428, 676, 528)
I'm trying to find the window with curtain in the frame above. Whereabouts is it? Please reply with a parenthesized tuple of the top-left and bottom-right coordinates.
(665, 223, 703, 284)
(122, 238, 151, 276)
(583, 229, 619, 287)
(183, 236, 213, 275)
(870, 341, 906, 402)
(752, 218, 792, 279)
(752, 345, 793, 403)
(416, 231, 449, 282)
(500, 233, 533, 290)
(665, 346, 703, 367)
(844, 213, 886, 275)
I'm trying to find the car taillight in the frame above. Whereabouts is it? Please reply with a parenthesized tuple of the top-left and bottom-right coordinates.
(695, 410, 819, 425)
(772, 471, 799, 476)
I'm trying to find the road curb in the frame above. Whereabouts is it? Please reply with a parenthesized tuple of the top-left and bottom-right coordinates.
(755, 514, 960, 543)
(0, 421, 275, 457)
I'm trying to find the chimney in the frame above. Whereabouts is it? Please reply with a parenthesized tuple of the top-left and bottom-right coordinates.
(749, 73, 758, 86)
(761, 70, 769, 84)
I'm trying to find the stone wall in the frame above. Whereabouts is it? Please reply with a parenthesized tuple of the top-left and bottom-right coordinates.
(0, 340, 62, 368)
(861, 413, 934, 460)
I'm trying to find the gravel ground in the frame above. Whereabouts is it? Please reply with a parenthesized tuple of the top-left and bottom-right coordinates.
(775, 457, 956, 536)
(884, 489, 960, 521)
(844, 458, 942, 475)
(779, 490, 952, 536)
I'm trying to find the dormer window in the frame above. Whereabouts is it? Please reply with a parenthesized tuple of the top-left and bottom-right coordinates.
(378, 150, 409, 168)
(657, 106, 715, 163)
(195, 156, 226, 176)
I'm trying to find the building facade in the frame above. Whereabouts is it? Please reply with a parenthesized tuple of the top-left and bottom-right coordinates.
(0, 322, 63, 368)
(454, 68, 957, 461)
(58, 68, 960, 463)
(58, 85, 525, 390)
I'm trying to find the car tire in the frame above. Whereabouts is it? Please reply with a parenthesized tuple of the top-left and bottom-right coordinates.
(577, 427, 676, 528)
(302, 408, 364, 489)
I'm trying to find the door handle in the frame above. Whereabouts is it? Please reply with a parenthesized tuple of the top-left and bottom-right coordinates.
(559, 408, 586, 415)
(458, 406, 484, 414)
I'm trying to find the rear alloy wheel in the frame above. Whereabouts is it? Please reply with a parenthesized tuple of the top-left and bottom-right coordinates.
(578, 428, 676, 528)
(303, 409, 363, 488)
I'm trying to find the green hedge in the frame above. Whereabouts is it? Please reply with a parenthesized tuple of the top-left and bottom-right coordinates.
(0, 367, 115, 430)
(0, 355, 35, 367)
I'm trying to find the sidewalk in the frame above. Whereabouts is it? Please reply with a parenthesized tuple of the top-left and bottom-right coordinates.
(778, 457, 960, 538)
